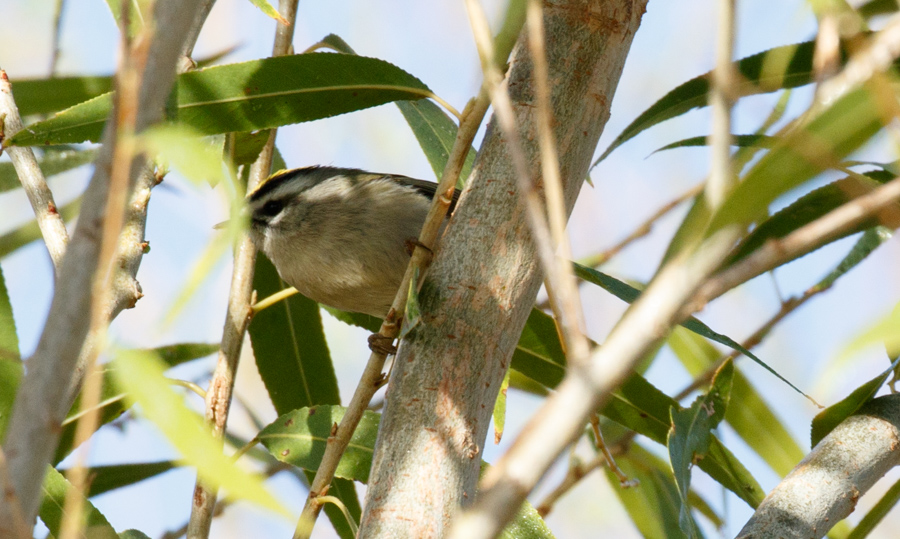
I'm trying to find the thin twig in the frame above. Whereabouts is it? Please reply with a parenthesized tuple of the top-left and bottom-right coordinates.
(577, 183, 703, 269)
(49, 0, 66, 75)
(186, 1, 299, 536)
(59, 13, 144, 536)
(294, 88, 491, 539)
(0, 70, 69, 273)
(0, 0, 208, 532)
(707, 0, 736, 208)
(688, 174, 900, 314)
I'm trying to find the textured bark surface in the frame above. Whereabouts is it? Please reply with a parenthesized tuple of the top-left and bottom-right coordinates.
(737, 395, 900, 539)
(359, 1, 647, 536)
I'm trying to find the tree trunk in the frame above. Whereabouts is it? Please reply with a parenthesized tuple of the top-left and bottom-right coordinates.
(359, 0, 648, 536)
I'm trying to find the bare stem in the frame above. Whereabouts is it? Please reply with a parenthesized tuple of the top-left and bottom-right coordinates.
(0, 70, 69, 273)
(186, 1, 299, 537)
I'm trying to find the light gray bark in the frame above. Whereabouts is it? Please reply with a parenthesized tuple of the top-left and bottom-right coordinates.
(359, 1, 648, 536)
(737, 395, 900, 539)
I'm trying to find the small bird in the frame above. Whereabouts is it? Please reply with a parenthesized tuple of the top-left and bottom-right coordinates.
(246, 165, 458, 318)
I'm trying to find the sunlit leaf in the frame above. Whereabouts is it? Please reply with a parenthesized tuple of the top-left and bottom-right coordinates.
(493, 369, 510, 444)
(112, 349, 289, 517)
(40, 466, 118, 539)
(245, 0, 288, 24)
(141, 124, 231, 186)
(668, 327, 804, 476)
(811, 355, 900, 447)
(10, 54, 432, 146)
(0, 264, 21, 442)
(668, 360, 733, 537)
(708, 86, 885, 234)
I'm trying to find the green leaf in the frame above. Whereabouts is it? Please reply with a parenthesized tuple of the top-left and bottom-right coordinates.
(653, 134, 777, 155)
(499, 497, 556, 539)
(111, 349, 289, 517)
(0, 264, 21, 442)
(141, 124, 231, 187)
(396, 100, 476, 186)
(596, 39, 833, 163)
(55, 343, 218, 463)
(846, 477, 900, 539)
(857, 0, 899, 19)
(322, 305, 382, 333)
(250, 255, 340, 414)
(245, 0, 288, 24)
(606, 443, 701, 539)
(9, 76, 114, 117)
(313, 34, 476, 186)
(815, 226, 893, 291)
(708, 86, 886, 234)
(40, 466, 119, 539)
(810, 355, 900, 447)
(509, 308, 567, 388)
(10, 54, 432, 146)
(249, 254, 359, 537)
(668, 360, 733, 538)
(668, 327, 804, 476)
(57, 461, 179, 497)
(259, 405, 380, 483)
(723, 170, 895, 268)
(103, 0, 153, 38)
(119, 530, 152, 539)
(400, 266, 421, 338)
(493, 369, 510, 444)
(573, 262, 813, 402)
(0, 148, 98, 194)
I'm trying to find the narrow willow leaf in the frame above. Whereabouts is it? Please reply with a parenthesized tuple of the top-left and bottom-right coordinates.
(56, 343, 219, 463)
(810, 355, 900, 447)
(141, 124, 230, 187)
(396, 100, 477, 186)
(0, 148, 97, 194)
(499, 498, 556, 539)
(0, 264, 21, 442)
(668, 327, 804, 476)
(103, 0, 153, 38)
(510, 308, 567, 388)
(573, 262, 814, 402)
(814, 226, 892, 291)
(314, 34, 475, 186)
(10, 76, 113, 117)
(400, 266, 422, 338)
(245, 0, 288, 24)
(250, 255, 340, 416)
(596, 39, 834, 163)
(493, 369, 511, 444)
(10, 54, 432, 146)
(0, 196, 81, 260)
(846, 477, 900, 539)
(723, 170, 894, 268)
(607, 443, 704, 539)
(708, 86, 885, 234)
(259, 405, 379, 483)
(112, 349, 289, 517)
(40, 466, 118, 539)
(57, 461, 179, 497)
(322, 305, 382, 333)
(249, 255, 359, 537)
(668, 360, 733, 538)
(652, 134, 777, 155)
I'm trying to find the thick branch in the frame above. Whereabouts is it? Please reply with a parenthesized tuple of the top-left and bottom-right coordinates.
(0, 0, 205, 531)
(358, 1, 647, 537)
(737, 395, 900, 539)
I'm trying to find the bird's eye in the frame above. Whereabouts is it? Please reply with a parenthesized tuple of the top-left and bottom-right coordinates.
(260, 199, 284, 217)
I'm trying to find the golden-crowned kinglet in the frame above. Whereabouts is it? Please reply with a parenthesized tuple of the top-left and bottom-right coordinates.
(246, 166, 458, 318)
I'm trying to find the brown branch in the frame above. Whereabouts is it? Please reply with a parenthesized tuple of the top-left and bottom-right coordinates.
(0, 0, 208, 532)
(186, 1, 298, 537)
